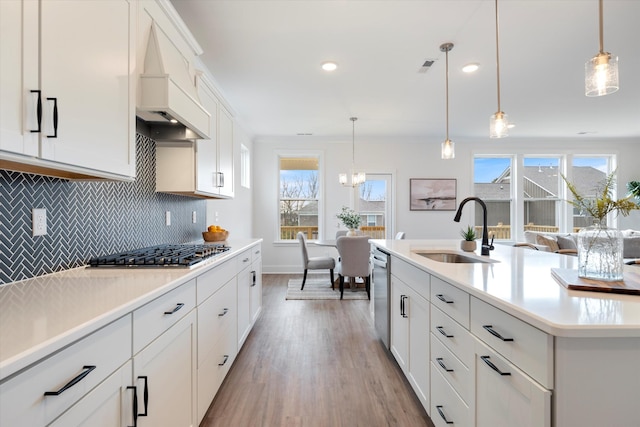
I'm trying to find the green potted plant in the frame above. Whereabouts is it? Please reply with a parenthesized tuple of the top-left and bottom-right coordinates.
(336, 206, 362, 236)
(561, 171, 639, 281)
(460, 225, 477, 252)
(628, 180, 640, 201)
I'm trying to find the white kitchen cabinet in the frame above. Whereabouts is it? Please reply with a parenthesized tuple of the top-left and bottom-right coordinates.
(250, 245, 263, 325)
(474, 338, 551, 427)
(196, 275, 237, 423)
(390, 275, 430, 410)
(0, 315, 131, 427)
(237, 248, 254, 348)
(48, 360, 133, 427)
(0, 0, 136, 181)
(155, 75, 234, 198)
(133, 310, 197, 427)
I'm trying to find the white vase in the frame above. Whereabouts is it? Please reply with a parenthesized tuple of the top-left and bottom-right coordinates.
(577, 221, 624, 281)
(461, 240, 477, 252)
(346, 229, 357, 237)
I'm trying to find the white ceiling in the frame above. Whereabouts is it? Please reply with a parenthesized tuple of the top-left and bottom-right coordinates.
(171, 0, 640, 141)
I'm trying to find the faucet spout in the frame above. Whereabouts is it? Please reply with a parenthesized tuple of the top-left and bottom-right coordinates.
(454, 196, 494, 256)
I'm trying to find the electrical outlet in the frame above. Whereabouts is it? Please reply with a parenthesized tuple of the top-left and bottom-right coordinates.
(32, 208, 47, 236)
(192, 211, 197, 224)
(215, 211, 219, 222)
(165, 211, 171, 226)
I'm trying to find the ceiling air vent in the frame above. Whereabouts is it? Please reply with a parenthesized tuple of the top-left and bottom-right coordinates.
(418, 59, 436, 74)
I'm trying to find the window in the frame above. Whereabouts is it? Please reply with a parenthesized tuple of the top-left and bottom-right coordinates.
(473, 157, 513, 240)
(240, 144, 250, 188)
(279, 155, 320, 241)
(357, 174, 392, 239)
(522, 157, 561, 234)
(571, 156, 613, 230)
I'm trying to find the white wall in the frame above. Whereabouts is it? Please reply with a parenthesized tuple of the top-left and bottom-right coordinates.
(253, 135, 640, 274)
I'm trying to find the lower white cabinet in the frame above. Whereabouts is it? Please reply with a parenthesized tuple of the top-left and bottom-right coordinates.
(132, 310, 197, 427)
(430, 362, 472, 427)
(474, 338, 551, 427)
(236, 249, 253, 348)
(250, 247, 263, 325)
(49, 361, 133, 427)
(390, 275, 430, 410)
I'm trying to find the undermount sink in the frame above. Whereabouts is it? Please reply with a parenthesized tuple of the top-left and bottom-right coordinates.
(413, 251, 495, 264)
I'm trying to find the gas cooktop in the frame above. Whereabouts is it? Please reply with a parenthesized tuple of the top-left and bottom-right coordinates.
(88, 244, 231, 269)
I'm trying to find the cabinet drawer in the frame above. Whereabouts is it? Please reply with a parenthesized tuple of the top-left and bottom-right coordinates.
(430, 363, 472, 427)
(431, 276, 470, 328)
(236, 248, 252, 272)
(133, 280, 196, 354)
(430, 333, 472, 405)
(251, 244, 262, 263)
(470, 297, 553, 389)
(0, 315, 131, 427)
(197, 278, 237, 366)
(431, 306, 473, 368)
(391, 257, 430, 300)
(196, 258, 236, 304)
(474, 338, 551, 427)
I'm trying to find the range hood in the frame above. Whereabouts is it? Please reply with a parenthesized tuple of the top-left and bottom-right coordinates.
(137, 23, 211, 141)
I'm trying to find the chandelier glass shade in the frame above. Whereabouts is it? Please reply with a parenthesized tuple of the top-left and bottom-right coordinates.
(585, 0, 619, 97)
(339, 117, 365, 187)
(440, 42, 455, 160)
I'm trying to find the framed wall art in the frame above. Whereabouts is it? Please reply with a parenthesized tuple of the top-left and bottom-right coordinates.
(410, 178, 457, 211)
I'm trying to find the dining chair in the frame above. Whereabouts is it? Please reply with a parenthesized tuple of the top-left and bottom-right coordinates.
(335, 230, 348, 239)
(336, 236, 371, 300)
(395, 231, 406, 239)
(297, 232, 335, 290)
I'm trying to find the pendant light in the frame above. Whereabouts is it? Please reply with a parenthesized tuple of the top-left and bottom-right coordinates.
(490, 0, 509, 138)
(339, 117, 366, 187)
(440, 42, 455, 160)
(585, 0, 619, 97)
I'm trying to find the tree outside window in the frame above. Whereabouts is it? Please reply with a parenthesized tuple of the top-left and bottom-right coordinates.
(279, 156, 319, 240)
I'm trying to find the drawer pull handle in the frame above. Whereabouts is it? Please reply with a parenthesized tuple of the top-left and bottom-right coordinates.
(400, 295, 408, 318)
(436, 357, 454, 372)
(126, 385, 138, 427)
(436, 294, 454, 304)
(44, 365, 96, 396)
(243, 257, 250, 263)
(164, 303, 184, 315)
(218, 308, 229, 317)
(30, 90, 42, 133)
(481, 355, 511, 376)
(483, 324, 514, 342)
(218, 355, 229, 366)
(436, 326, 454, 338)
(46, 97, 58, 138)
(436, 405, 454, 424)
(138, 376, 149, 417)
(251, 270, 257, 287)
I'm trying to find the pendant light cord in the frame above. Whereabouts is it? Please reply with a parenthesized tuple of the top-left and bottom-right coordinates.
(445, 48, 450, 141)
(495, 0, 502, 112)
(350, 117, 357, 167)
(598, 0, 604, 53)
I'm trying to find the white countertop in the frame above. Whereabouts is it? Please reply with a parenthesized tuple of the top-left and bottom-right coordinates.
(371, 239, 640, 338)
(0, 239, 261, 381)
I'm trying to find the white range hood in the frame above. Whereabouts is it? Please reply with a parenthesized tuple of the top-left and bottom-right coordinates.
(137, 22, 211, 141)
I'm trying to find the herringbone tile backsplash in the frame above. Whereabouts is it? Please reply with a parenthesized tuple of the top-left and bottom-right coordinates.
(0, 134, 205, 285)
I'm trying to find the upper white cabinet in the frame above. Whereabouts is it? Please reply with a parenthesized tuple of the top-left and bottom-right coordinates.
(155, 76, 234, 199)
(0, 0, 136, 181)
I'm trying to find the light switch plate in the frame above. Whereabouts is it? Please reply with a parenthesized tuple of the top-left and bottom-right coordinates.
(165, 211, 171, 226)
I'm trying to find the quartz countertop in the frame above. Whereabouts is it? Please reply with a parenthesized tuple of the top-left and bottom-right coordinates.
(371, 239, 640, 338)
(0, 239, 261, 380)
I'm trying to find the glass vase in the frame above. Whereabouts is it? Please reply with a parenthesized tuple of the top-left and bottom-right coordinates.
(577, 221, 624, 281)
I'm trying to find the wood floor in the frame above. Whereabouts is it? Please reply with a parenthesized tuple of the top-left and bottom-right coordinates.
(200, 274, 434, 427)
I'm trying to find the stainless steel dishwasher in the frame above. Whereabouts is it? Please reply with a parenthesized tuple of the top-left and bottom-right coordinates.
(372, 247, 391, 349)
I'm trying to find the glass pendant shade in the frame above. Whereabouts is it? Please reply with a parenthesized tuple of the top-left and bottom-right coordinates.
(585, 52, 619, 96)
(339, 117, 365, 187)
(441, 140, 455, 159)
(490, 111, 509, 138)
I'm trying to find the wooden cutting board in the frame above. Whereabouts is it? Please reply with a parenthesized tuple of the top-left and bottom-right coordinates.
(551, 268, 640, 295)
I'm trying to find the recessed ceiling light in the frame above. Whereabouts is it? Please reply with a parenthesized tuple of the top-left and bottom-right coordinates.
(462, 63, 479, 73)
(321, 61, 338, 72)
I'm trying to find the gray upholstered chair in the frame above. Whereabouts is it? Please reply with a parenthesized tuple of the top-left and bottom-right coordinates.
(335, 230, 348, 239)
(395, 231, 405, 239)
(336, 236, 371, 300)
(297, 232, 335, 290)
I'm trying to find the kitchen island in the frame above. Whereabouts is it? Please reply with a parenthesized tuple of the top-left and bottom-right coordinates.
(0, 238, 262, 427)
(371, 239, 640, 427)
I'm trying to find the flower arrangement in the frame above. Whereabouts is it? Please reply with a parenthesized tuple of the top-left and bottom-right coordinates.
(460, 225, 477, 241)
(561, 170, 639, 223)
(336, 206, 362, 230)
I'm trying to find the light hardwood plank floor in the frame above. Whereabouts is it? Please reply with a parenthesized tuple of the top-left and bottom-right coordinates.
(200, 274, 434, 427)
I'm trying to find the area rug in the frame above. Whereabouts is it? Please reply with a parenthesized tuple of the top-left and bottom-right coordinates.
(285, 278, 368, 300)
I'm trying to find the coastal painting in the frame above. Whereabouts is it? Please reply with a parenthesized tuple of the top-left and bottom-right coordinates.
(410, 179, 457, 211)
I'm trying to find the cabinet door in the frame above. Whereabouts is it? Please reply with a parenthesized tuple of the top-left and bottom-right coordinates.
(237, 266, 252, 348)
(49, 361, 133, 427)
(133, 311, 196, 427)
(406, 285, 430, 411)
(250, 255, 263, 324)
(38, 0, 135, 178)
(0, 0, 39, 156)
(195, 81, 219, 195)
(217, 105, 234, 198)
(390, 276, 409, 373)
(474, 338, 551, 427)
